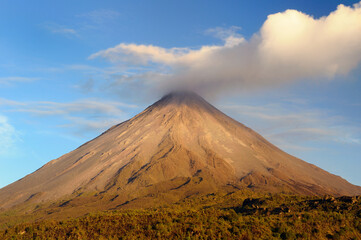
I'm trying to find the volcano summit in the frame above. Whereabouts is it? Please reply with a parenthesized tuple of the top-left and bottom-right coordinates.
(0, 92, 360, 211)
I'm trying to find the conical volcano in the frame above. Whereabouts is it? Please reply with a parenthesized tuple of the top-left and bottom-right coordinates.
(1, 91, 360, 210)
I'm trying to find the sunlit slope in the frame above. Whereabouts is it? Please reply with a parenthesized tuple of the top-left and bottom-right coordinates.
(1, 92, 360, 209)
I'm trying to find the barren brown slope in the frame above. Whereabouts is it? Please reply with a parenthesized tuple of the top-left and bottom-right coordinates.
(0, 91, 360, 210)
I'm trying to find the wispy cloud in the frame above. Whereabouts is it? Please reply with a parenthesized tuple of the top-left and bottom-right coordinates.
(59, 116, 122, 136)
(90, 2, 361, 97)
(0, 115, 17, 155)
(13, 99, 137, 116)
(205, 26, 244, 47)
(0, 76, 40, 85)
(77, 9, 120, 25)
(0, 99, 138, 137)
(43, 23, 78, 37)
(221, 102, 361, 151)
(52, 28, 77, 35)
(42, 9, 120, 40)
(36, 64, 104, 74)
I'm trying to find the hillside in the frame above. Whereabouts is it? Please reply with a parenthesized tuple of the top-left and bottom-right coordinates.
(0, 91, 360, 215)
(1, 193, 361, 239)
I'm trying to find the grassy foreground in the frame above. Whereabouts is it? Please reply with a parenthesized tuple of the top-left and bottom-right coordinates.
(0, 193, 360, 239)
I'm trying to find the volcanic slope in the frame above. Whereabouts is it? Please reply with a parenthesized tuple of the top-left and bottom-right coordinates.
(0, 92, 360, 210)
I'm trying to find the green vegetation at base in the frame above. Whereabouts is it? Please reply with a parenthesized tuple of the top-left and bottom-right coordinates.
(0, 193, 360, 239)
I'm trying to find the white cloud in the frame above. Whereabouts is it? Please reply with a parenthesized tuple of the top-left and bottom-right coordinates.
(90, 2, 361, 97)
(258, 4, 361, 80)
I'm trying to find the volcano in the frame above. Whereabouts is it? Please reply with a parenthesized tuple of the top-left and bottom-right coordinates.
(0, 92, 360, 210)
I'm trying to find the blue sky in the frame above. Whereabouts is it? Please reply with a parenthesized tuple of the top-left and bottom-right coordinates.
(0, 0, 361, 188)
